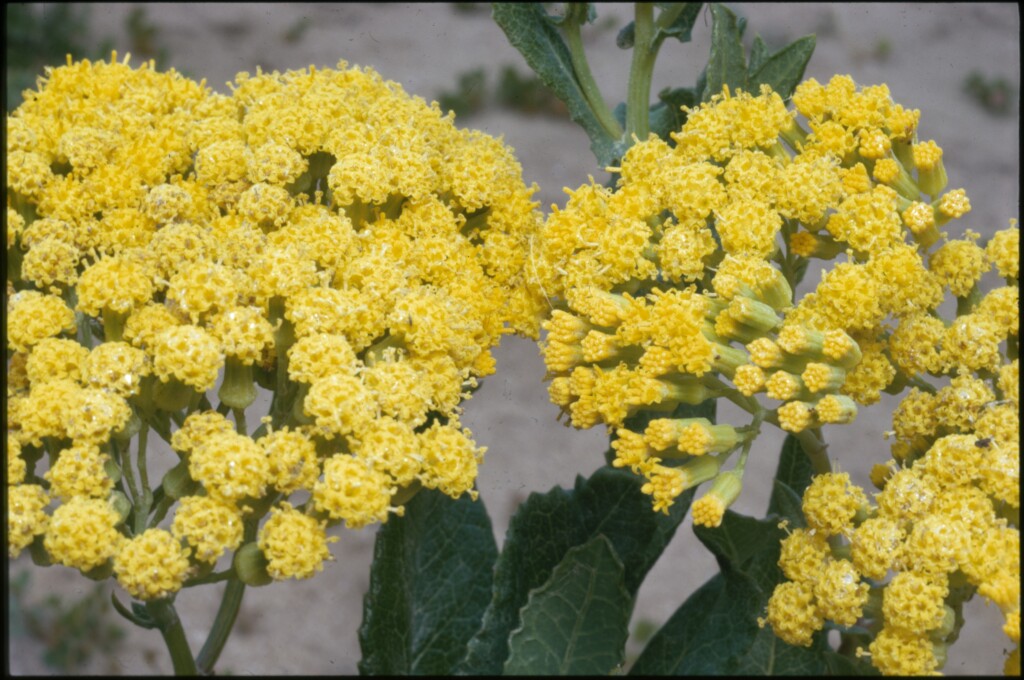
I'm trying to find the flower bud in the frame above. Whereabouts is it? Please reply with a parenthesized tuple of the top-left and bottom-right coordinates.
(161, 460, 199, 500)
(233, 542, 273, 587)
(219, 357, 257, 410)
(110, 490, 133, 525)
(691, 470, 743, 528)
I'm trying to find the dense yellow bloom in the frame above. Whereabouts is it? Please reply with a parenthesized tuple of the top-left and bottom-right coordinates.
(865, 627, 938, 676)
(929, 233, 989, 298)
(152, 324, 224, 391)
(258, 503, 336, 580)
(8, 484, 50, 558)
(313, 454, 394, 529)
(44, 496, 124, 572)
(114, 529, 192, 600)
(759, 580, 823, 647)
(44, 442, 114, 501)
(189, 430, 269, 503)
(6, 290, 77, 352)
(171, 495, 245, 564)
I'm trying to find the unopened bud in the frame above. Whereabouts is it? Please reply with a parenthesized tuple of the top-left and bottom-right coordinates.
(233, 542, 273, 587)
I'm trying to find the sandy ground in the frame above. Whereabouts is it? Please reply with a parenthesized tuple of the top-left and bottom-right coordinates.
(7, 3, 1019, 675)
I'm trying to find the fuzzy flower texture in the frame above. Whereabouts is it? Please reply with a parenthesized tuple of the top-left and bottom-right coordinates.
(6, 55, 546, 597)
(533, 75, 1018, 675)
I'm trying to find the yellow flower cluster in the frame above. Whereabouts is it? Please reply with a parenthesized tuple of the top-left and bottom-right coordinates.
(534, 76, 992, 520)
(533, 74, 1017, 673)
(7, 54, 544, 595)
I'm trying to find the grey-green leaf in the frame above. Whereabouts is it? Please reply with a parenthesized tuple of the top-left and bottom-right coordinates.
(504, 535, 631, 675)
(702, 3, 748, 101)
(358, 489, 497, 675)
(457, 465, 693, 674)
(748, 35, 816, 99)
(652, 2, 703, 46)
(492, 2, 619, 165)
(766, 433, 815, 522)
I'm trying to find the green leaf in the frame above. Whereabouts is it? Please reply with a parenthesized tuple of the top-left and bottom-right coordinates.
(652, 2, 704, 46)
(358, 488, 497, 675)
(767, 433, 814, 522)
(693, 511, 785, 580)
(491, 2, 619, 165)
(748, 35, 816, 100)
(458, 465, 693, 674)
(748, 34, 770, 73)
(648, 86, 699, 144)
(504, 536, 631, 675)
(702, 3, 748, 101)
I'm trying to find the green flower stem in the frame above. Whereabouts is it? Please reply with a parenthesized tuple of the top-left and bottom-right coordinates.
(145, 598, 198, 676)
(112, 438, 142, 531)
(233, 407, 248, 436)
(625, 2, 656, 140)
(196, 514, 267, 674)
(132, 422, 153, 535)
(1007, 334, 1018, 362)
(196, 578, 246, 675)
(794, 427, 831, 476)
(184, 569, 235, 588)
(148, 492, 176, 528)
(907, 374, 938, 395)
(562, 7, 623, 140)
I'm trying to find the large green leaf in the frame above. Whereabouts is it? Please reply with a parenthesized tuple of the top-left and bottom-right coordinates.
(457, 465, 694, 674)
(491, 3, 620, 165)
(748, 35, 816, 100)
(358, 489, 497, 675)
(504, 535, 631, 675)
(701, 3, 748, 101)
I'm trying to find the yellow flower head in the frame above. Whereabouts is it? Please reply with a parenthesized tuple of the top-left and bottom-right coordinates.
(24, 337, 89, 386)
(802, 472, 868, 536)
(189, 430, 269, 503)
(44, 496, 124, 572)
(929, 233, 989, 298)
(759, 580, 823, 648)
(865, 627, 938, 676)
(44, 442, 114, 501)
(8, 484, 50, 558)
(152, 324, 224, 391)
(254, 427, 319, 495)
(258, 502, 337, 580)
(171, 495, 245, 564)
(7, 290, 77, 353)
(313, 454, 394, 529)
(114, 528, 192, 600)
(76, 256, 154, 316)
(814, 559, 868, 627)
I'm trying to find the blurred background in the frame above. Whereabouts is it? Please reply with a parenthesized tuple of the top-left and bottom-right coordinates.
(6, 3, 1019, 674)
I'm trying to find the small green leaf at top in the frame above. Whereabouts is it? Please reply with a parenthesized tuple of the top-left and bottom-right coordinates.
(702, 3, 748, 101)
(491, 2, 620, 166)
(748, 34, 816, 100)
(504, 535, 631, 675)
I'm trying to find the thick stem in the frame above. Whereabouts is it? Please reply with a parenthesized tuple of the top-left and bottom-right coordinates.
(795, 427, 832, 476)
(146, 598, 198, 676)
(196, 578, 246, 675)
(625, 3, 656, 140)
(563, 9, 623, 140)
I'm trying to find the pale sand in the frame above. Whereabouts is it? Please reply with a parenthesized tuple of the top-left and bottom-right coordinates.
(9, 3, 1018, 675)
